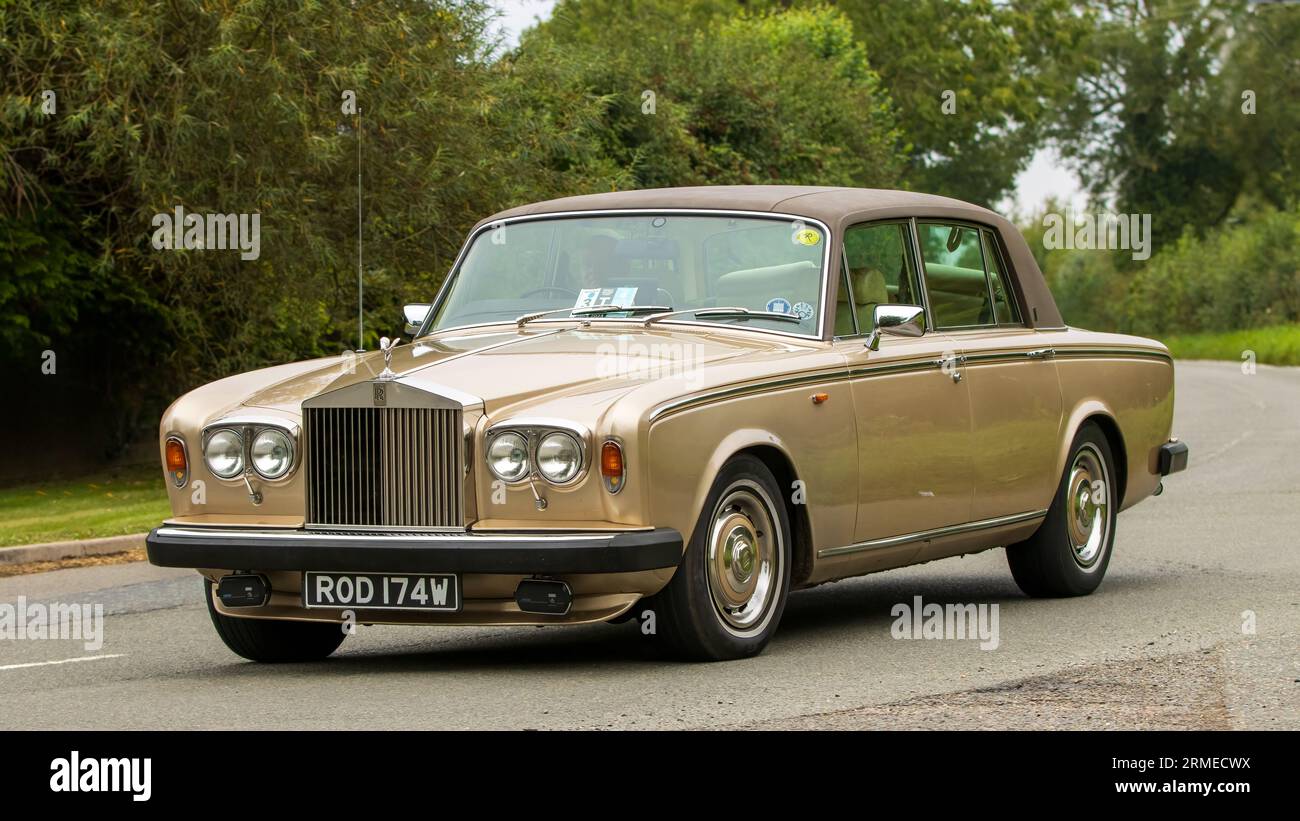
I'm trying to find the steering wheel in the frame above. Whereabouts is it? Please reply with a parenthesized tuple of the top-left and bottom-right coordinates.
(521, 286, 578, 300)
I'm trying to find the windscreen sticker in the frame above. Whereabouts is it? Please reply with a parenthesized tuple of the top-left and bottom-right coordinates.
(765, 297, 793, 315)
(792, 301, 815, 320)
(794, 228, 821, 246)
(575, 287, 638, 309)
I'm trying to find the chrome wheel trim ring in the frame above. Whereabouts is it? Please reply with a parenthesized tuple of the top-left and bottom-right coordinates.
(1065, 442, 1110, 570)
(704, 479, 784, 637)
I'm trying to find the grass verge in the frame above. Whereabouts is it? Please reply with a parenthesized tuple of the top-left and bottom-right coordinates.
(1162, 324, 1300, 366)
(0, 465, 168, 547)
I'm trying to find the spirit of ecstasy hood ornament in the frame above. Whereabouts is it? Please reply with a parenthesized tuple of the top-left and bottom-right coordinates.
(377, 336, 401, 380)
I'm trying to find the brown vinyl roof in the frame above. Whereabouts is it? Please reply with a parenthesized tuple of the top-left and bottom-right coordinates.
(477, 185, 993, 227)
(474, 186, 1064, 329)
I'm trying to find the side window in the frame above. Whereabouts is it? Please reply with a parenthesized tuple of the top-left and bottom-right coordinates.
(838, 222, 923, 336)
(981, 230, 1022, 325)
(917, 222, 992, 329)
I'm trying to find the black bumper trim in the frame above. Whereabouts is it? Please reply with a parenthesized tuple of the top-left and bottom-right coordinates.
(1157, 439, 1189, 475)
(146, 526, 683, 574)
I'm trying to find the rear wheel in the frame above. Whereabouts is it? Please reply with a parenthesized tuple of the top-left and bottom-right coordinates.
(653, 455, 791, 661)
(204, 579, 347, 662)
(1006, 423, 1118, 597)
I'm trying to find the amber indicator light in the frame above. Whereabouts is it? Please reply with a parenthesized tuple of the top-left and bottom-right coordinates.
(601, 442, 624, 477)
(165, 438, 188, 472)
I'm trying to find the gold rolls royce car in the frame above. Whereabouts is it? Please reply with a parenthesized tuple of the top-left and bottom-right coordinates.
(147, 186, 1188, 662)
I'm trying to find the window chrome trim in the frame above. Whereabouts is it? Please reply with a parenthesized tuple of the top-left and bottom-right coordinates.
(818, 509, 1049, 558)
(914, 217, 1020, 333)
(839, 243, 859, 336)
(834, 218, 930, 340)
(980, 228, 1025, 327)
(419, 208, 834, 343)
(907, 216, 936, 332)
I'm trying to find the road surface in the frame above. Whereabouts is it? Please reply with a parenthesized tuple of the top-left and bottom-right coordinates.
(0, 360, 1295, 729)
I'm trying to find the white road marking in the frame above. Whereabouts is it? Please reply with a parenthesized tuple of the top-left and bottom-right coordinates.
(0, 653, 125, 671)
(1197, 430, 1254, 466)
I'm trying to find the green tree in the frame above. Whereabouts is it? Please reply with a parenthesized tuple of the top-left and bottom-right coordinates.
(516, 2, 904, 189)
(531, 0, 1088, 205)
(0, 0, 618, 458)
(1223, 1, 1300, 211)
(831, 0, 1089, 206)
(1053, 0, 1250, 249)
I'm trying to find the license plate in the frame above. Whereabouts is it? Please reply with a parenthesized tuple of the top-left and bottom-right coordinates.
(303, 572, 459, 611)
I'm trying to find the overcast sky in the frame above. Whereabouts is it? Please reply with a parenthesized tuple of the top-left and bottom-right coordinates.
(487, 0, 1083, 216)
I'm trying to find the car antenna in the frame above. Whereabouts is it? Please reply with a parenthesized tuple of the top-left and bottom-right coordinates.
(355, 99, 364, 352)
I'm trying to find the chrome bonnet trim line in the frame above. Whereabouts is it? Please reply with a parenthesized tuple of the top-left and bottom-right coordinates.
(1051, 346, 1172, 361)
(817, 509, 1049, 558)
(648, 357, 940, 423)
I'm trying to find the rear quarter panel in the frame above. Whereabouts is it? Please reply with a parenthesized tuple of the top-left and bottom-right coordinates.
(1051, 331, 1176, 510)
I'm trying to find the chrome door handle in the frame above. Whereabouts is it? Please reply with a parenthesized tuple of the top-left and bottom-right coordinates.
(1025, 348, 1056, 360)
(937, 354, 965, 383)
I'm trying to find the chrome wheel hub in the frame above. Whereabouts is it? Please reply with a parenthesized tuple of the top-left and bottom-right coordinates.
(1065, 443, 1110, 569)
(705, 482, 782, 635)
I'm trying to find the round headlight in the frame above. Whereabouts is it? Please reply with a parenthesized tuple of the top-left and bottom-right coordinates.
(487, 432, 529, 482)
(537, 431, 582, 484)
(204, 429, 244, 479)
(251, 428, 294, 479)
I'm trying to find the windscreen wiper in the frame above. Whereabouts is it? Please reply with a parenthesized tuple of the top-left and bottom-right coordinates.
(642, 306, 804, 328)
(515, 304, 672, 329)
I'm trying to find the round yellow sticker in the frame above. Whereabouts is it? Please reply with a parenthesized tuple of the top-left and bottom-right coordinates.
(795, 228, 821, 246)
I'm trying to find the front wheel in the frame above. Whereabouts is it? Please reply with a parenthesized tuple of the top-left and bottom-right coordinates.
(1006, 423, 1118, 597)
(652, 455, 792, 661)
(204, 579, 347, 662)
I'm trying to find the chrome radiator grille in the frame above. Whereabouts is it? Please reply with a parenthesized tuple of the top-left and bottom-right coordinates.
(304, 406, 463, 529)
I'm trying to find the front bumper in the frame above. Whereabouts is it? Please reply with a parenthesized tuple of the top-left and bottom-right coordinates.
(146, 526, 683, 574)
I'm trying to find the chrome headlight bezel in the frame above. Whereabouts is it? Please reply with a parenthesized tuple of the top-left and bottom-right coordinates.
(536, 431, 583, 485)
(250, 427, 296, 480)
(201, 418, 300, 484)
(484, 419, 590, 487)
(486, 430, 530, 484)
(203, 428, 245, 479)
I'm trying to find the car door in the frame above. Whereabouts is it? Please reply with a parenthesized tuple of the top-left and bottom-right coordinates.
(831, 220, 975, 555)
(915, 222, 1064, 524)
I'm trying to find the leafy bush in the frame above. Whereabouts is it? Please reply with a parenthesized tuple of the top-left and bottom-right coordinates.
(1033, 207, 1300, 337)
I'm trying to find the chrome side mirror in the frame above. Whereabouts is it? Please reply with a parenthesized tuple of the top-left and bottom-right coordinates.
(403, 303, 431, 336)
(865, 304, 925, 351)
